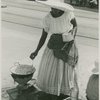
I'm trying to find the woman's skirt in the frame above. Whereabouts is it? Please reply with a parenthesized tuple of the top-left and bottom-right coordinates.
(36, 41, 79, 96)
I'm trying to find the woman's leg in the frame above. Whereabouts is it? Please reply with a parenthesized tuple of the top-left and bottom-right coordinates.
(71, 73, 79, 100)
(70, 66, 79, 100)
(70, 87, 79, 100)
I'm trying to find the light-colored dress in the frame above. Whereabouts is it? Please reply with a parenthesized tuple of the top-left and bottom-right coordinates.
(37, 11, 79, 96)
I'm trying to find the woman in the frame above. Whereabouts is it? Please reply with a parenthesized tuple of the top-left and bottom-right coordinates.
(30, 1, 79, 100)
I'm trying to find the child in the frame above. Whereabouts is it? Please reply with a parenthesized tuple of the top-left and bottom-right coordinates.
(86, 59, 99, 100)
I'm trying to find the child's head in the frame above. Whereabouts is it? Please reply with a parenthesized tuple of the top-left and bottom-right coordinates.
(92, 59, 99, 75)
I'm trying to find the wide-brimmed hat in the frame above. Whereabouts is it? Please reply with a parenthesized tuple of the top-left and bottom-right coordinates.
(92, 59, 99, 74)
(10, 62, 36, 75)
(36, 0, 74, 12)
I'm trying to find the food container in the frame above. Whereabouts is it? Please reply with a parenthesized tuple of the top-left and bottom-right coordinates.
(10, 62, 36, 85)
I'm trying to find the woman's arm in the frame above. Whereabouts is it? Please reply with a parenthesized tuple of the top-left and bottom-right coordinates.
(35, 29, 48, 52)
(30, 29, 48, 60)
(70, 18, 77, 38)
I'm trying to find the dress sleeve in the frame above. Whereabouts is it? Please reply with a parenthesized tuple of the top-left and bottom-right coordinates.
(43, 14, 50, 33)
(69, 12, 75, 21)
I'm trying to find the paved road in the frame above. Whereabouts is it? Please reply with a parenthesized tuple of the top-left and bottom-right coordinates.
(2, 0, 99, 39)
(77, 16, 98, 39)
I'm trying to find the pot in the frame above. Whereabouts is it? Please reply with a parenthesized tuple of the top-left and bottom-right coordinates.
(10, 62, 36, 85)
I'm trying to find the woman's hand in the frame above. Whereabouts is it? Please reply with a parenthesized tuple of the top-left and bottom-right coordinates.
(68, 29, 74, 34)
(30, 51, 38, 60)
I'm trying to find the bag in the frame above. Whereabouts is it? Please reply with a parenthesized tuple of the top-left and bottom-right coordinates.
(47, 34, 65, 49)
(47, 34, 78, 65)
(62, 33, 74, 42)
(54, 42, 78, 66)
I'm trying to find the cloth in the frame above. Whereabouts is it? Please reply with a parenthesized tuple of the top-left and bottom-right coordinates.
(53, 41, 78, 66)
(36, 11, 78, 96)
(47, 34, 64, 49)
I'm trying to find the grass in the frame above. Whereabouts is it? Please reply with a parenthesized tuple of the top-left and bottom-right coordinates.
(65, 0, 99, 12)
(73, 5, 99, 12)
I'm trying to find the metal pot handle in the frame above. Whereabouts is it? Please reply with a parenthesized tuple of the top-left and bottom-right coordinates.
(14, 62, 20, 66)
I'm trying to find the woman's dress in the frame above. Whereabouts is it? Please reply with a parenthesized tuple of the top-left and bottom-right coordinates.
(37, 11, 79, 96)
